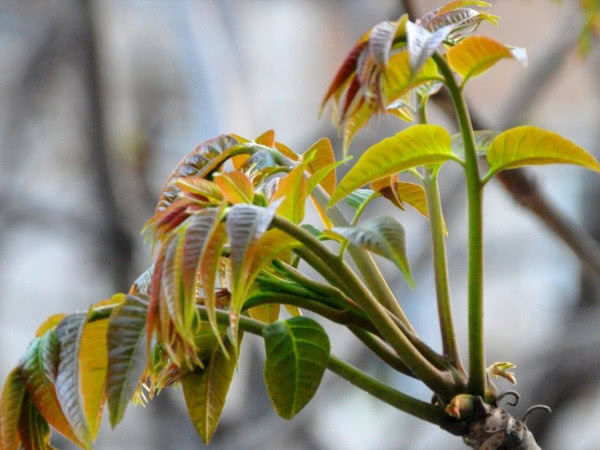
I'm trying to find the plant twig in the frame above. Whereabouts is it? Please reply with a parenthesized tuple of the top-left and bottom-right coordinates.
(433, 53, 485, 396)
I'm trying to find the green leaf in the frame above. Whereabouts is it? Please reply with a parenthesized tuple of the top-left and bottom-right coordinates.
(330, 124, 455, 206)
(20, 331, 83, 447)
(447, 36, 527, 82)
(263, 317, 330, 419)
(344, 188, 377, 211)
(106, 294, 148, 427)
(484, 126, 600, 181)
(0, 367, 26, 450)
(18, 394, 54, 450)
(330, 217, 414, 287)
(182, 341, 237, 444)
(54, 314, 91, 446)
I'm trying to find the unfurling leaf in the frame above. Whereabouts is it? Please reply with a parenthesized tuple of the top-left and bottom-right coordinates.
(485, 126, 600, 180)
(0, 367, 26, 450)
(447, 36, 527, 82)
(35, 315, 66, 338)
(487, 362, 517, 385)
(406, 21, 452, 77)
(106, 294, 148, 427)
(182, 340, 237, 444)
(382, 50, 441, 106)
(263, 317, 330, 419)
(418, 3, 499, 43)
(330, 216, 414, 287)
(330, 124, 455, 206)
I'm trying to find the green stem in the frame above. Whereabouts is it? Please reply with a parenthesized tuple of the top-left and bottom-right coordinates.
(242, 292, 376, 333)
(349, 326, 414, 377)
(433, 52, 485, 395)
(271, 215, 455, 397)
(423, 167, 463, 372)
(311, 187, 415, 333)
(196, 305, 448, 427)
(326, 356, 449, 427)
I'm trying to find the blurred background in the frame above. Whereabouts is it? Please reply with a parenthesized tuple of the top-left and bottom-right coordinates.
(1, 0, 599, 449)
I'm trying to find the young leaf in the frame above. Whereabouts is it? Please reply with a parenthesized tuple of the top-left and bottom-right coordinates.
(174, 177, 223, 203)
(78, 318, 109, 439)
(343, 100, 376, 155)
(382, 50, 441, 105)
(330, 124, 455, 206)
(371, 177, 429, 217)
(369, 20, 400, 69)
(0, 367, 26, 450)
(303, 138, 336, 196)
(255, 129, 275, 147)
(406, 21, 452, 77)
(35, 314, 66, 338)
(106, 294, 148, 428)
(182, 341, 237, 444)
(330, 216, 414, 287)
(197, 222, 228, 355)
(227, 204, 279, 344)
(213, 171, 254, 204)
(418, 5, 499, 43)
(20, 331, 83, 447)
(54, 313, 91, 446)
(447, 36, 527, 82)
(263, 317, 330, 420)
(155, 135, 240, 211)
(271, 164, 308, 224)
(485, 126, 600, 180)
(274, 141, 299, 162)
(18, 394, 53, 450)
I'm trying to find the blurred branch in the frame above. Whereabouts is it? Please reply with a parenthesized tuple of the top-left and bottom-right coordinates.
(78, 0, 134, 290)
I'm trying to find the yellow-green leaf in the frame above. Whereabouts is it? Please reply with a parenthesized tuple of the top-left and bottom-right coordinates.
(484, 126, 600, 181)
(182, 341, 237, 444)
(271, 164, 307, 224)
(0, 367, 26, 450)
(214, 171, 254, 204)
(382, 50, 441, 104)
(35, 314, 66, 338)
(78, 318, 109, 440)
(343, 100, 376, 155)
(447, 36, 527, 82)
(303, 138, 336, 196)
(330, 124, 455, 206)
